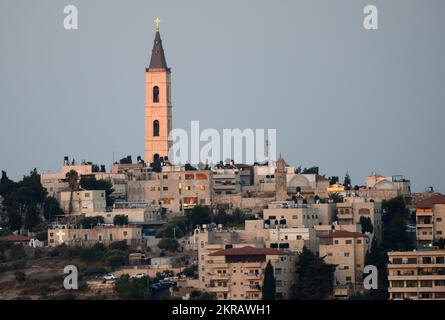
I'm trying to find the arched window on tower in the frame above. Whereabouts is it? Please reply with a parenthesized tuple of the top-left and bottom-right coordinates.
(153, 120, 160, 137)
(153, 86, 159, 103)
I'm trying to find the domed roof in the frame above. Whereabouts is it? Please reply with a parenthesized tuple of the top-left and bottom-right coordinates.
(374, 179, 397, 190)
(288, 174, 311, 188)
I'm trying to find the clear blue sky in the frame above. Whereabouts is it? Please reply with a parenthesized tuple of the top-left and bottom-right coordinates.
(0, 0, 444, 192)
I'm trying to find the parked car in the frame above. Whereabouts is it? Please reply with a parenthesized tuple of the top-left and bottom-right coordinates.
(103, 274, 116, 281)
(131, 273, 146, 279)
(150, 283, 167, 291)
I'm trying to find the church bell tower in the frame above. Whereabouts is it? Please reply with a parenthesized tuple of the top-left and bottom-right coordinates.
(145, 18, 172, 163)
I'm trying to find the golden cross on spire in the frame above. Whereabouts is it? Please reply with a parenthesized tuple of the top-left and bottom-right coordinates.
(154, 17, 160, 31)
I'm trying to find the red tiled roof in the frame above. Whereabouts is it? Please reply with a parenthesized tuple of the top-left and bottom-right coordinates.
(416, 195, 445, 209)
(1, 234, 31, 242)
(209, 246, 286, 257)
(319, 230, 365, 239)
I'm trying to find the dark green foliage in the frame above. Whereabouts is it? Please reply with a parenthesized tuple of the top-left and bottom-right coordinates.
(103, 249, 128, 267)
(182, 264, 198, 278)
(382, 196, 414, 251)
(328, 192, 343, 203)
(262, 260, 276, 300)
(156, 223, 184, 239)
(7, 204, 22, 231)
(36, 231, 48, 242)
(158, 238, 179, 252)
(79, 243, 106, 262)
(115, 274, 151, 300)
(291, 247, 336, 300)
(0, 239, 12, 254)
(109, 241, 128, 251)
(434, 238, 445, 249)
(359, 216, 374, 234)
(302, 167, 319, 174)
(78, 216, 104, 229)
(9, 244, 26, 261)
(113, 214, 128, 226)
(24, 204, 40, 231)
(43, 196, 64, 220)
(361, 238, 389, 300)
(186, 205, 212, 229)
(189, 290, 216, 300)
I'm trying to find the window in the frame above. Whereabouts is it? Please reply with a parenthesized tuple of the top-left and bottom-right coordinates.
(346, 276, 352, 281)
(153, 120, 160, 136)
(345, 240, 352, 244)
(435, 280, 445, 286)
(109, 234, 113, 241)
(357, 239, 362, 244)
(163, 174, 168, 179)
(392, 281, 404, 288)
(163, 186, 168, 191)
(123, 231, 128, 236)
(406, 280, 417, 288)
(407, 258, 417, 264)
(153, 86, 159, 103)
(437, 218, 442, 222)
(422, 257, 432, 264)
(344, 252, 350, 257)
(334, 240, 339, 244)
(84, 193, 90, 198)
(436, 257, 444, 264)
(420, 280, 433, 287)
(185, 186, 191, 191)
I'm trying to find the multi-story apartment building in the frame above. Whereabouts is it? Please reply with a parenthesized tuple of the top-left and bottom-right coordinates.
(127, 167, 212, 215)
(212, 166, 241, 195)
(336, 197, 383, 242)
(85, 202, 165, 226)
(48, 224, 142, 247)
(262, 201, 321, 228)
(388, 250, 445, 300)
(319, 230, 370, 297)
(58, 189, 106, 216)
(202, 246, 295, 300)
(416, 195, 445, 246)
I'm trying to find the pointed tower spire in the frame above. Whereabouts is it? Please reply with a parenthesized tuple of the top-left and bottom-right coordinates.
(148, 18, 168, 70)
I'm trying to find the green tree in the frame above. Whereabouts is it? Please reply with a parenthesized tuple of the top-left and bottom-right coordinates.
(43, 196, 64, 220)
(292, 247, 336, 300)
(328, 192, 343, 203)
(65, 170, 79, 218)
(434, 238, 445, 249)
(156, 223, 183, 239)
(78, 216, 104, 229)
(302, 167, 319, 174)
(382, 197, 414, 251)
(103, 249, 127, 267)
(362, 238, 389, 300)
(0, 171, 16, 198)
(24, 204, 40, 231)
(109, 241, 129, 251)
(186, 205, 211, 229)
(115, 274, 151, 300)
(7, 204, 22, 231)
(113, 215, 129, 226)
(262, 260, 276, 300)
(359, 216, 374, 234)
(158, 238, 179, 252)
